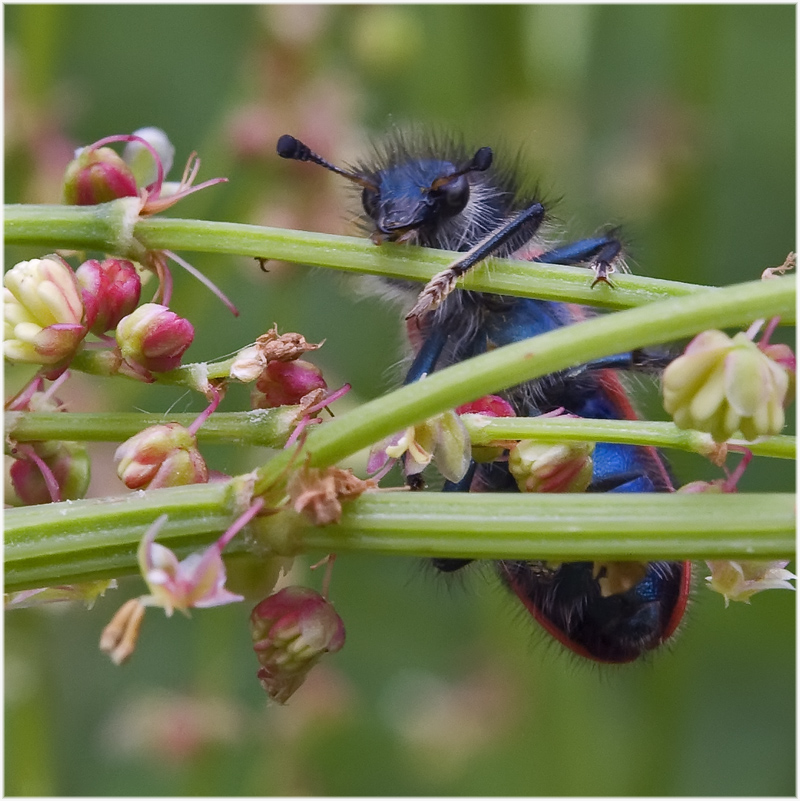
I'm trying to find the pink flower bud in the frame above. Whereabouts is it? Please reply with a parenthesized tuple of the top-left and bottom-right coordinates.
(76, 258, 142, 334)
(116, 303, 194, 373)
(62, 145, 139, 205)
(7, 440, 91, 505)
(4, 257, 87, 365)
(253, 359, 327, 408)
(115, 423, 208, 490)
(456, 394, 516, 417)
(250, 587, 346, 704)
(457, 394, 516, 462)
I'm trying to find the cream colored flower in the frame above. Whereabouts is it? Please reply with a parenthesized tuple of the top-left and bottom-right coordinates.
(4, 257, 86, 364)
(663, 330, 790, 442)
(706, 560, 795, 607)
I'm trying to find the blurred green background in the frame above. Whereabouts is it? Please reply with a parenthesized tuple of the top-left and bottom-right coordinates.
(4, 4, 795, 796)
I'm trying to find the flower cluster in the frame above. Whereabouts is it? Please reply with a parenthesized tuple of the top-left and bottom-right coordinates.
(4, 255, 194, 381)
(5, 129, 222, 382)
(6, 117, 794, 709)
(663, 327, 793, 442)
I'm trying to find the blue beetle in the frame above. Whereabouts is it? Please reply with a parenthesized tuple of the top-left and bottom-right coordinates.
(277, 130, 690, 663)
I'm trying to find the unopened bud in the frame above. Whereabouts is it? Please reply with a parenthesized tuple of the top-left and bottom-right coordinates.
(456, 394, 516, 418)
(250, 586, 345, 704)
(76, 258, 142, 334)
(116, 303, 194, 373)
(115, 423, 208, 490)
(252, 359, 327, 408)
(457, 394, 516, 462)
(508, 439, 594, 493)
(7, 440, 91, 505)
(63, 146, 139, 205)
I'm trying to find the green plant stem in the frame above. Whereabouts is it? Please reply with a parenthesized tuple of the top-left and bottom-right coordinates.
(461, 416, 796, 460)
(4, 204, 720, 311)
(5, 409, 297, 448)
(7, 409, 793, 461)
(5, 490, 794, 592)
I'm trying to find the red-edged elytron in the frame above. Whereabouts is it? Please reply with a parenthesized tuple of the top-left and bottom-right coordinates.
(277, 130, 691, 663)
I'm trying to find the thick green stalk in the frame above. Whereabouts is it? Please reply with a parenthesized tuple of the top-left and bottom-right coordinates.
(5, 490, 794, 592)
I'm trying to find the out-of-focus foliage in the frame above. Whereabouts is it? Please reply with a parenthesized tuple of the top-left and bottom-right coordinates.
(4, 5, 794, 795)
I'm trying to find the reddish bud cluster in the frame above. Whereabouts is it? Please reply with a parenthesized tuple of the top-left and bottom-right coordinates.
(251, 586, 345, 704)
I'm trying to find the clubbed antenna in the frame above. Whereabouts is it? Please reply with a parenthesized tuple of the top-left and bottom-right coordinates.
(276, 134, 377, 190)
(430, 146, 493, 191)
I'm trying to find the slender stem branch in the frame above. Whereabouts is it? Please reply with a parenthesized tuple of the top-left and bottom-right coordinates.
(5, 408, 298, 448)
(7, 409, 793, 462)
(4, 204, 727, 312)
(461, 416, 796, 460)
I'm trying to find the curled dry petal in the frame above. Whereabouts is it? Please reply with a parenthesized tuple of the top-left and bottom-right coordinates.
(255, 326, 323, 362)
(288, 466, 378, 525)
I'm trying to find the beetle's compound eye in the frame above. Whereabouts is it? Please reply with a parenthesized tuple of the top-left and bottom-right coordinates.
(361, 185, 380, 221)
(432, 173, 470, 217)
